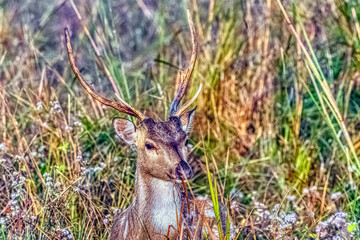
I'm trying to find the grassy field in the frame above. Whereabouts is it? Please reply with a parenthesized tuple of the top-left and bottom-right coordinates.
(1, 0, 360, 239)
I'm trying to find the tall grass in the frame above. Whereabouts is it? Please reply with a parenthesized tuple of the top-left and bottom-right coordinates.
(0, 0, 359, 239)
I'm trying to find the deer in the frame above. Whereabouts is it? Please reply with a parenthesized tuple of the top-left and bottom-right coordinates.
(65, 11, 231, 240)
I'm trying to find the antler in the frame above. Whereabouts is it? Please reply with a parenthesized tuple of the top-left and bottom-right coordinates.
(65, 28, 146, 121)
(170, 10, 202, 117)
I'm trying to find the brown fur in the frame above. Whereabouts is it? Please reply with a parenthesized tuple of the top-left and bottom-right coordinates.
(111, 117, 189, 239)
(110, 117, 228, 239)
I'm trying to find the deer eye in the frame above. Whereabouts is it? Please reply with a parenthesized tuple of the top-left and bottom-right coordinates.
(145, 142, 156, 150)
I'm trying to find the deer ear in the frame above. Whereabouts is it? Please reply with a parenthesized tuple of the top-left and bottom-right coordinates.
(180, 106, 196, 133)
(113, 118, 137, 145)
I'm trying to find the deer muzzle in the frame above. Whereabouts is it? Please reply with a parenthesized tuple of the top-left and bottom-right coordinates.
(175, 160, 193, 180)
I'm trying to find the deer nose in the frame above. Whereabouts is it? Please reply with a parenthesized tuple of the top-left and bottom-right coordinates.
(175, 160, 193, 180)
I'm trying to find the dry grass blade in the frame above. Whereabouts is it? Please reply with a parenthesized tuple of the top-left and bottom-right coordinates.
(1, 0, 360, 239)
(275, 0, 360, 175)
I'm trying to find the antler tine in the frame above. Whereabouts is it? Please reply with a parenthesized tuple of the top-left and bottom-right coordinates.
(174, 83, 202, 117)
(170, 10, 199, 117)
(64, 28, 146, 121)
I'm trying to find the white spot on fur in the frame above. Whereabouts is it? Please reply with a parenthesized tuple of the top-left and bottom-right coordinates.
(228, 221, 236, 239)
(197, 195, 208, 201)
(123, 221, 128, 238)
(204, 208, 215, 218)
(120, 216, 125, 226)
(211, 225, 219, 238)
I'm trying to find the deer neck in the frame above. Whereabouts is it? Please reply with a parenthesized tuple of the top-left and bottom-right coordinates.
(133, 166, 181, 234)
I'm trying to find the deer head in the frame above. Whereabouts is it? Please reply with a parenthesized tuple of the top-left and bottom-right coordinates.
(65, 11, 201, 183)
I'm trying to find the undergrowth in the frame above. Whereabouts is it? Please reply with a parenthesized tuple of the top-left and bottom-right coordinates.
(0, 0, 360, 239)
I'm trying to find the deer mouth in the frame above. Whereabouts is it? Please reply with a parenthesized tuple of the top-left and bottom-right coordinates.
(174, 160, 193, 182)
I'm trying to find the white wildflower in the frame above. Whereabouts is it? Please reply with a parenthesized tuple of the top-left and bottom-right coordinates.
(330, 192, 342, 201)
(284, 212, 297, 224)
(38, 145, 46, 152)
(36, 101, 43, 110)
(73, 121, 82, 127)
(230, 188, 244, 199)
(254, 202, 266, 209)
(230, 200, 238, 210)
(52, 101, 62, 113)
(8, 199, 17, 205)
(65, 125, 73, 132)
(11, 192, 17, 199)
(113, 209, 121, 214)
(76, 155, 83, 162)
(287, 195, 296, 201)
(316, 212, 348, 238)
(93, 166, 103, 172)
(0, 143, 5, 152)
(234, 191, 244, 199)
(45, 182, 53, 187)
(273, 204, 280, 213)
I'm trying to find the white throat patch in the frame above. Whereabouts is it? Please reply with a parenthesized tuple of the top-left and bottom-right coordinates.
(150, 178, 180, 234)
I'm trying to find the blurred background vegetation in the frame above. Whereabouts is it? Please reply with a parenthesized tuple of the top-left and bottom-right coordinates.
(0, 0, 360, 239)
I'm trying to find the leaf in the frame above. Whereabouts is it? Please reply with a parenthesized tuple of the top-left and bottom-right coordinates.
(58, 164, 66, 172)
(309, 233, 316, 238)
(348, 223, 358, 233)
(58, 142, 70, 152)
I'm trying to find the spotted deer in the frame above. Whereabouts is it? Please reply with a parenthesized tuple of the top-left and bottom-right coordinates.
(65, 11, 230, 240)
